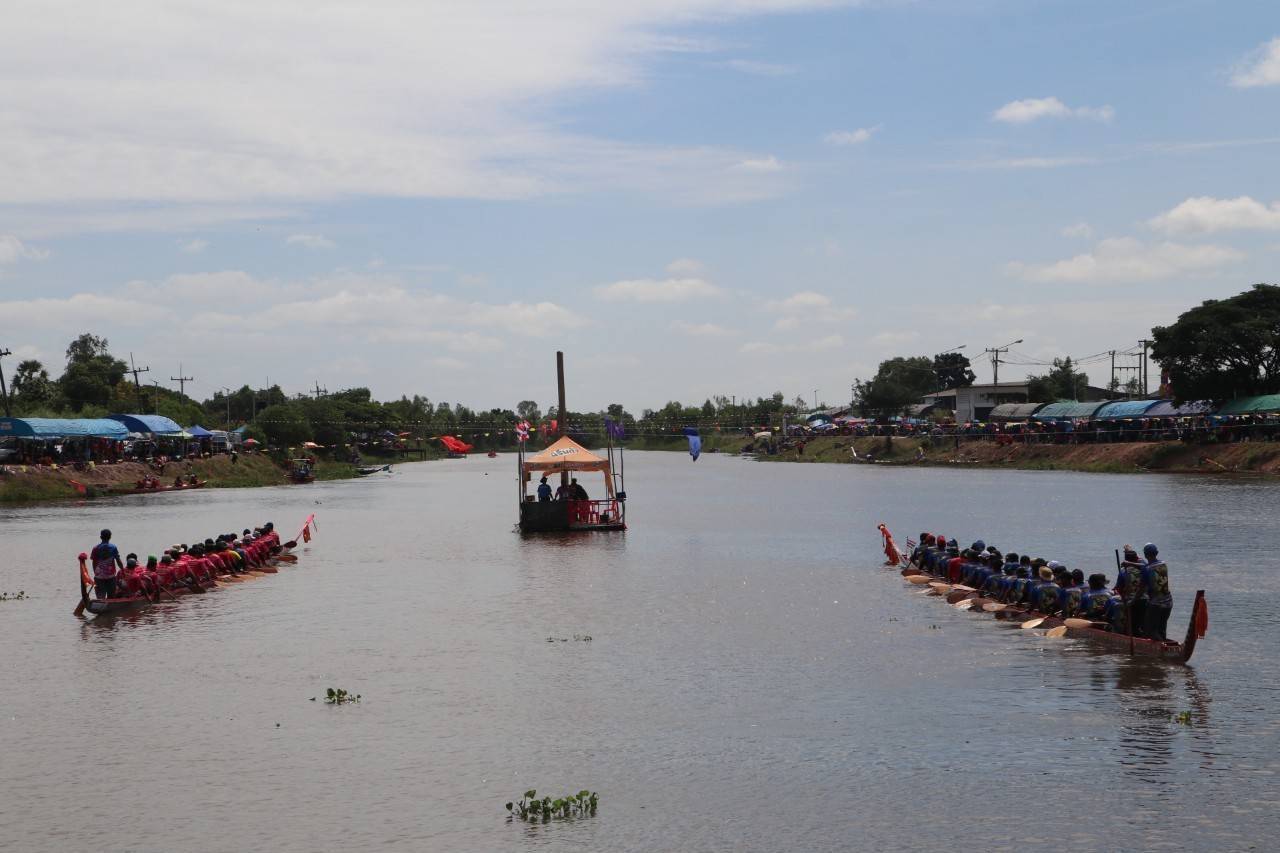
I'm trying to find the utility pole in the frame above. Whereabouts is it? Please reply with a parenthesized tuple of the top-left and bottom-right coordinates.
(128, 353, 150, 411)
(1139, 339, 1151, 396)
(312, 381, 327, 399)
(221, 387, 233, 427)
(1110, 350, 1116, 393)
(0, 347, 11, 417)
(813, 389, 819, 411)
(149, 380, 161, 414)
(984, 338, 1023, 387)
(171, 363, 194, 399)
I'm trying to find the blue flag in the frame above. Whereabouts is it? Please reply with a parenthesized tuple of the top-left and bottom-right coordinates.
(683, 427, 701, 461)
(605, 417, 626, 440)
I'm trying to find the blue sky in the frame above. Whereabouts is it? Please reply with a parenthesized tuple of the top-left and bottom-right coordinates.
(1, 0, 1278, 412)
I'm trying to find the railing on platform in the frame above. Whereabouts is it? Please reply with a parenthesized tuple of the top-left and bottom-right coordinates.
(568, 499, 622, 526)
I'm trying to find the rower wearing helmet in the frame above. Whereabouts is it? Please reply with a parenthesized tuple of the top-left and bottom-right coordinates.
(1142, 543, 1174, 641)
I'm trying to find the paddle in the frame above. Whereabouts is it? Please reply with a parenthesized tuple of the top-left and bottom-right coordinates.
(953, 599, 975, 610)
(1045, 625, 1069, 638)
(982, 602, 1006, 612)
(1063, 617, 1106, 629)
(1118, 548, 1135, 656)
(927, 581, 951, 591)
(906, 575, 933, 585)
(1020, 616, 1047, 629)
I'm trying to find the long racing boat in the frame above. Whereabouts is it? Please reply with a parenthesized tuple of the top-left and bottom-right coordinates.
(892, 532, 1208, 664)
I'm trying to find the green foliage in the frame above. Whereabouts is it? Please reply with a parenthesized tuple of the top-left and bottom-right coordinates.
(506, 789, 599, 822)
(933, 352, 975, 390)
(59, 333, 128, 411)
(1027, 357, 1089, 403)
(321, 687, 361, 705)
(854, 356, 936, 417)
(1151, 283, 1280, 402)
(256, 403, 312, 447)
(11, 360, 54, 409)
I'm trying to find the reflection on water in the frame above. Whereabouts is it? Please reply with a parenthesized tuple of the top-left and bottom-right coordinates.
(1, 454, 1278, 852)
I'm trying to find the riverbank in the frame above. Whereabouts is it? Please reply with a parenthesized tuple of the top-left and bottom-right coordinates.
(727, 434, 1280, 474)
(0, 451, 433, 503)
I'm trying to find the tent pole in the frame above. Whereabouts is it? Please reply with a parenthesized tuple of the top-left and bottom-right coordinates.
(557, 351, 568, 490)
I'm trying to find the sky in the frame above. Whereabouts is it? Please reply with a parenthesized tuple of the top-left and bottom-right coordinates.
(1, 0, 1279, 413)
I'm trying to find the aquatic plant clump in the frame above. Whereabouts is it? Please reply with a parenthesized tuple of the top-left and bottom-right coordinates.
(0, 591, 27, 601)
(316, 687, 361, 705)
(506, 789, 599, 822)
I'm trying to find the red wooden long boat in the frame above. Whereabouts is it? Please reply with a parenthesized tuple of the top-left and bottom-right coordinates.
(75, 516, 315, 618)
(110, 479, 208, 495)
(895, 544, 1207, 664)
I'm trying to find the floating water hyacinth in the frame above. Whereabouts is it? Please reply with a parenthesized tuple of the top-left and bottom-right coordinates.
(506, 789, 599, 822)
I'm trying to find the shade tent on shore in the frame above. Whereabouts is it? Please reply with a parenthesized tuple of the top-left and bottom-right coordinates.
(1216, 395, 1280, 415)
(187, 425, 214, 438)
(989, 402, 1047, 421)
(107, 414, 184, 435)
(1032, 401, 1110, 421)
(1092, 399, 1166, 419)
(0, 417, 129, 439)
(1144, 400, 1214, 418)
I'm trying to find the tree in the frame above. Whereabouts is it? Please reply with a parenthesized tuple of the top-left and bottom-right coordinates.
(256, 403, 312, 448)
(11, 359, 54, 409)
(853, 356, 936, 417)
(933, 352, 975, 390)
(1151, 283, 1280, 402)
(516, 400, 541, 423)
(1026, 357, 1089, 402)
(59, 333, 127, 411)
(701, 399, 716, 418)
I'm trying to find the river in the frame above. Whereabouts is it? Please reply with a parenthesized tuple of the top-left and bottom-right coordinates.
(1, 452, 1276, 851)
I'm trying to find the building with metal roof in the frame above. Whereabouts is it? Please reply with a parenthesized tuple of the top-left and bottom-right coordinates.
(0, 417, 130, 439)
(988, 402, 1046, 421)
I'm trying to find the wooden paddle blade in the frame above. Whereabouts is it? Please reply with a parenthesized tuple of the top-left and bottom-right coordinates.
(906, 575, 932, 585)
(1063, 618, 1095, 629)
(73, 600, 86, 616)
(1045, 625, 1069, 638)
(953, 584, 976, 592)
(953, 599, 974, 610)
(982, 602, 1006, 612)
(1020, 617, 1046, 629)
(928, 582, 951, 591)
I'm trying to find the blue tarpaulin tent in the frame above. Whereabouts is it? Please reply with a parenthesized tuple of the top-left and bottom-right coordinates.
(107, 414, 183, 435)
(0, 417, 129, 439)
(1092, 400, 1166, 419)
(187, 425, 214, 438)
(1032, 401, 1109, 421)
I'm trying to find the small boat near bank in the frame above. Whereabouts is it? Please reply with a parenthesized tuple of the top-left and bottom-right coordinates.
(355, 464, 391, 476)
(893, 535, 1208, 664)
(110, 478, 208, 495)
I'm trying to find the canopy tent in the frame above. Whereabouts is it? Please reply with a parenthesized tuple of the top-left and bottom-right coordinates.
(1092, 399, 1166, 420)
(1032, 401, 1109, 421)
(187, 425, 214, 438)
(0, 417, 129, 439)
(523, 436, 610, 473)
(107, 414, 184, 435)
(989, 402, 1047, 421)
(1144, 400, 1213, 418)
(1217, 394, 1280, 415)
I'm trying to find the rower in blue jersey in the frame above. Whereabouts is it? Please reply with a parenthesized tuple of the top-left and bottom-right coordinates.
(1007, 566, 1031, 604)
(1079, 574, 1114, 624)
(1032, 566, 1063, 614)
(1116, 545, 1149, 638)
(1058, 569, 1087, 616)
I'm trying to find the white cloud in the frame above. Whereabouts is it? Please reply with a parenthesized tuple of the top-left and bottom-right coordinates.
(740, 335, 844, 354)
(671, 320, 737, 337)
(768, 291, 830, 311)
(1006, 237, 1243, 283)
(287, 233, 336, 250)
(666, 258, 705, 275)
(823, 125, 880, 146)
(722, 59, 796, 76)
(0, 1, 832, 228)
(0, 234, 49, 264)
(1148, 195, 1280, 235)
(938, 156, 1099, 171)
(1230, 37, 1280, 88)
(992, 97, 1114, 124)
(594, 277, 723, 302)
(734, 156, 783, 172)
(1061, 222, 1093, 239)
(180, 238, 209, 253)
(764, 290, 855, 330)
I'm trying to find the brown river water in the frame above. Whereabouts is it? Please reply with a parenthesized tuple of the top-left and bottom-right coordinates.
(2, 452, 1278, 852)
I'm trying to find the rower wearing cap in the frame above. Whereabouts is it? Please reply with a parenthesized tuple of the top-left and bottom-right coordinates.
(1142, 543, 1174, 641)
(1116, 544, 1148, 638)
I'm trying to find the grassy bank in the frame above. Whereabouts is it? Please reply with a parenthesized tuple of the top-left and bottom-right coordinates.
(719, 434, 1280, 475)
(0, 450, 434, 504)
